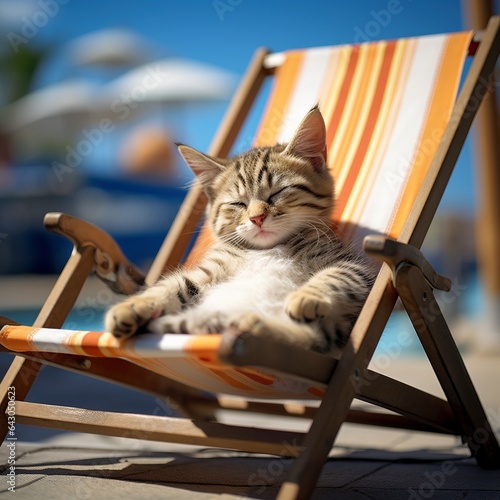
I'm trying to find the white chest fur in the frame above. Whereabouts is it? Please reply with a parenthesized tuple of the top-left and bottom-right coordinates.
(195, 246, 305, 318)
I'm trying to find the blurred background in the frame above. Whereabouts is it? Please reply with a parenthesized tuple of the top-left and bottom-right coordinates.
(0, 0, 499, 431)
(0, 0, 499, 441)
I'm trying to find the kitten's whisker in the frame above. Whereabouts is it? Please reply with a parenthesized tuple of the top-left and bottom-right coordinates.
(219, 231, 246, 248)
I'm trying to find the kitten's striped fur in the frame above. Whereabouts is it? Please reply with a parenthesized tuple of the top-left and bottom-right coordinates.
(105, 107, 375, 353)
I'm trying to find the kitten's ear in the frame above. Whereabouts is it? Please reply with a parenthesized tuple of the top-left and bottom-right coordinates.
(282, 106, 327, 172)
(177, 144, 224, 186)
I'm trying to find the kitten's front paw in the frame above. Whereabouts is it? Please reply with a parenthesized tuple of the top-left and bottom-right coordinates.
(149, 311, 227, 335)
(105, 296, 163, 339)
(285, 290, 332, 322)
(228, 312, 269, 337)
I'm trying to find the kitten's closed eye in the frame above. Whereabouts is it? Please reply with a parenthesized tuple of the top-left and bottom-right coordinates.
(267, 186, 289, 204)
(229, 187, 287, 208)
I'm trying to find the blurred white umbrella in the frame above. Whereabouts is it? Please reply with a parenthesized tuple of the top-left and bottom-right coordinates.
(66, 29, 153, 68)
(0, 79, 106, 159)
(99, 58, 236, 109)
(1, 79, 97, 132)
(1, 57, 236, 161)
(2, 58, 236, 132)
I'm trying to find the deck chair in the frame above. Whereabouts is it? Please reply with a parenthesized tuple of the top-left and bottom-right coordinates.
(2, 16, 500, 499)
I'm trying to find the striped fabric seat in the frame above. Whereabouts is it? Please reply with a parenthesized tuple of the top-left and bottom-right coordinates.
(187, 31, 471, 262)
(257, 32, 471, 244)
(0, 326, 324, 399)
(0, 32, 472, 399)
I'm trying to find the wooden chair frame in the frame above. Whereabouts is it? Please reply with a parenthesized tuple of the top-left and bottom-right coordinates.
(1, 17, 500, 499)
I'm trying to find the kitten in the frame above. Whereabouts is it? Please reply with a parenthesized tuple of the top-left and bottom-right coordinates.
(105, 106, 375, 353)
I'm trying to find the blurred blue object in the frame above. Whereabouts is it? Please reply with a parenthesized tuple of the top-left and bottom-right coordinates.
(0, 165, 187, 274)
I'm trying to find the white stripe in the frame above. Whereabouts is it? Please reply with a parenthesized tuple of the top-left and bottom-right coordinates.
(354, 34, 447, 236)
(277, 47, 333, 143)
(31, 328, 82, 354)
(29, 327, 191, 358)
(128, 333, 191, 357)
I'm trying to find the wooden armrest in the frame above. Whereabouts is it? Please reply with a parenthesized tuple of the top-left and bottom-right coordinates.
(0, 316, 20, 329)
(363, 235, 451, 292)
(44, 212, 145, 295)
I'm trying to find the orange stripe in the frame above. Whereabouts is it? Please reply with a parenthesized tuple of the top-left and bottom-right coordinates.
(209, 368, 255, 390)
(321, 48, 350, 138)
(0, 325, 38, 352)
(334, 42, 394, 222)
(341, 43, 395, 221)
(235, 368, 275, 385)
(340, 39, 414, 241)
(389, 32, 472, 237)
(334, 45, 379, 190)
(325, 46, 358, 160)
(254, 51, 304, 147)
(184, 334, 222, 363)
(307, 386, 325, 398)
(79, 331, 106, 357)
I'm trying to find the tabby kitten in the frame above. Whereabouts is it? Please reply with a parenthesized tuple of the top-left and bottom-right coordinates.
(105, 107, 375, 353)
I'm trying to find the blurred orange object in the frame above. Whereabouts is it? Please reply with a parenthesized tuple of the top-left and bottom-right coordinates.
(120, 127, 174, 175)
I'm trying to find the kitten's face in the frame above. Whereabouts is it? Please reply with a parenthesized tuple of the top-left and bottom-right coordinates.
(207, 145, 333, 248)
(179, 107, 334, 249)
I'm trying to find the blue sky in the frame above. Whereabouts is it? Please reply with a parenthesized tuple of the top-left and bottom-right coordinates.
(16, 0, 469, 76)
(1, 0, 499, 211)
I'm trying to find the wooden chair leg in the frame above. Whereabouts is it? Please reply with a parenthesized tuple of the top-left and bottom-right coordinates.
(277, 268, 397, 499)
(396, 264, 500, 469)
(0, 246, 95, 442)
(0, 358, 42, 438)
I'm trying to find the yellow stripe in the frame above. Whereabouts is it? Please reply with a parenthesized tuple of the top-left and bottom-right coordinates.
(331, 45, 372, 193)
(319, 49, 346, 137)
(66, 330, 89, 356)
(337, 42, 387, 222)
(341, 39, 411, 237)
(342, 44, 384, 180)
(98, 332, 122, 357)
(254, 51, 304, 147)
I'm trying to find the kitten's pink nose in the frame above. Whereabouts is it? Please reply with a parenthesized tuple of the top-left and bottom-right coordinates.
(250, 213, 267, 228)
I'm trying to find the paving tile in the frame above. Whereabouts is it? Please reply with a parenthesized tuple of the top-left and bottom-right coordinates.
(351, 458, 500, 491)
